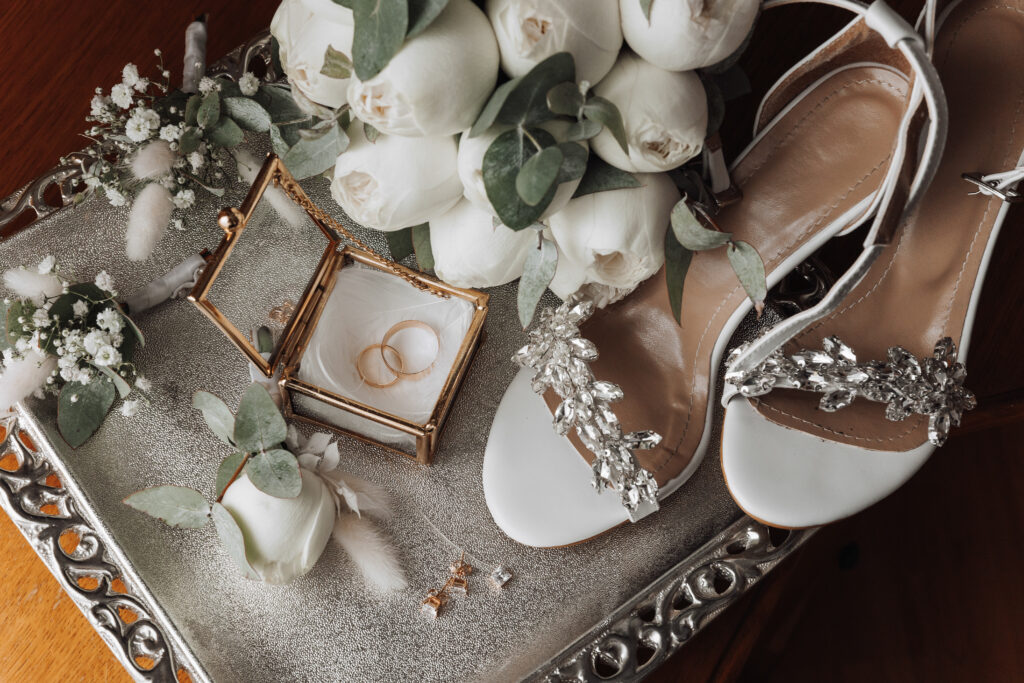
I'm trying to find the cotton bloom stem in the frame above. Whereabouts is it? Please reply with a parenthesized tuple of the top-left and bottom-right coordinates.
(182, 15, 208, 94)
(216, 453, 251, 504)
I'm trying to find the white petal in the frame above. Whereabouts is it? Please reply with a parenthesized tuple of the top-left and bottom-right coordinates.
(272, 0, 355, 109)
(320, 441, 340, 472)
(305, 432, 333, 455)
(430, 199, 537, 288)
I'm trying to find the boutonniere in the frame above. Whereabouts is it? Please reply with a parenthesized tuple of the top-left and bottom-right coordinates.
(1, 258, 149, 446)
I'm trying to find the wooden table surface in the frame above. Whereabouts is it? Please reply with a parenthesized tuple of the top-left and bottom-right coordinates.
(2, 2, 1022, 682)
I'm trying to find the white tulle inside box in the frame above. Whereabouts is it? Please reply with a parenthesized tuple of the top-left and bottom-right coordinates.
(188, 155, 488, 464)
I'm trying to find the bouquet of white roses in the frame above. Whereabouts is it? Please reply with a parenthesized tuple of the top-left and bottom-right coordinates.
(271, 0, 765, 324)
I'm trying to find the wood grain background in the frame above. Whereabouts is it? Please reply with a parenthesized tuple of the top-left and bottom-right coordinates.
(1, 2, 1021, 682)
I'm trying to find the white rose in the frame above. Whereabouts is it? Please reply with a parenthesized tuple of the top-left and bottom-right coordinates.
(620, 0, 759, 71)
(486, 0, 622, 85)
(331, 124, 462, 231)
(590, 51, 707, 173)
(549, 173, 679, 301)
(430, 199, 538, 288)
(220, 469, 336, 584)
(271, 0, 355, 109)
(457, 120, 587, 218)
(347, 0, 499, 136)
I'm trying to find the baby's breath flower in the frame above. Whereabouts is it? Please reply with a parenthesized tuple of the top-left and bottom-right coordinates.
(104, 186, 127, 207)
(37, 255, 55, 274)
(188, 151, 205, 172)
(94, 270, 116, 294)
(83, 329, 107, 356)
(125, 115, 152, 143)
(198, 77, 220, 95)
(119, 399, 141, 417)
(138, 108, 161, 130)
(96, 308, 123, 333)
(122, 63, 140, 88)
(93, 344, 121, 367)
(110, 83, 133, 109)
(72, 299, 89, 318)
(172, 189, 196, 210)
(171, 218, 184, 231)
(239, 72, 259, 97)
(159, 124, 181, 142)
(90, 95, 109, 117)
(31, 309, 50, 328)
(133, 77, 150, 92)
(134, 375, 152, 392)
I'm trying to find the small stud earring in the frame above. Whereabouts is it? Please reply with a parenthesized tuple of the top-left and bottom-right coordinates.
(489, 565, 513, 589)
(420, 588, 448, 619)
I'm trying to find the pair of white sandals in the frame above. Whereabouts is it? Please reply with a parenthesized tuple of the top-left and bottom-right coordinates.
(483, 0, 1024, 547)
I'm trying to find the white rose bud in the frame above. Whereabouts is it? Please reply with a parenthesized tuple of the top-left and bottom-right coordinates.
(220, 469, 335, 585)
(331, 124, 462, 231)
(271, 0, 355, 109)
(486, 0, 622, 85)
(457, 120, 587, 218)
(620, 0, 759, 71)
(347, 0, 499, 137)
(430, 199, 538, 288)
(549, 173, 680, 302)
(590, 52, 707, 173)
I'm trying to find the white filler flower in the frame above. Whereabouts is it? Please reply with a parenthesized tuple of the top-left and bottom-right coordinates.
(590, 51, 708, 173)
(549, 172, 680, 302)
(347, 0, 499, 137)
(457, 120, 586, 218)
(271, 0, 355, 109)
(331, 124, 462, 231)
(620, 0, 760, 71)
(430, 199, 538, 288)
(220, 469, 336, 585)
(486, 0, 622, 85)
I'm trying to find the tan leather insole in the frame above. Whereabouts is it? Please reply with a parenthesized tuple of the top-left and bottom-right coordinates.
(544, 64, 909, 487)
(753, 0, 1024, 452)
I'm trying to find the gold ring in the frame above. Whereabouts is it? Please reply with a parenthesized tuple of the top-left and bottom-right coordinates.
(380, 320, 439, 381)
(356, 343, 404, 389)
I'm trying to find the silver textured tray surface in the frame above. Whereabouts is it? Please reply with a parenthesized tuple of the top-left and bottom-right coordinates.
(0, 36, 811, 683)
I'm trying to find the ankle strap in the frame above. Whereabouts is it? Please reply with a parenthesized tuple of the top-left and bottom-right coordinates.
(727, 0, 947, 377)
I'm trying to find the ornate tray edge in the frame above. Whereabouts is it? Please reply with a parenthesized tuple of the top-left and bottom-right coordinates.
(0, 28, 815, 683)
(530, 518, 813, 682)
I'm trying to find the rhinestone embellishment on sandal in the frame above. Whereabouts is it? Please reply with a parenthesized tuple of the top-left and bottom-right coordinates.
(725, 336, 976, 446)
(514, 296, 661, 515)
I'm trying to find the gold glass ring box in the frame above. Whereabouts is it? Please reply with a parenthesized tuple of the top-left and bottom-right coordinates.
(188, 154, 489, 465)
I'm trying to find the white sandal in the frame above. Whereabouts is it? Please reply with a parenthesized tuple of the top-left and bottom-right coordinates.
(483, 0, 943, 547)
(720, 0, 1021, 529)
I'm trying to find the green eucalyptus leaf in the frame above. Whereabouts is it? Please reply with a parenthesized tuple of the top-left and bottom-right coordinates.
(573, 157, 641, 197)
(412, 223, 434, 270)
(320, 44, 353, 79)
(6, 300, 30, 347)
(184, 94, 202, 126)
(583, 96, 628, 154)
(259, 85, 308, 123)
(517, 237, 558, 328)
(352, 0, 409, 81)
(193, 391, 236, 446)
(179, 126, 203, 155)
(92, 364, 131, 398)
(670, 202, 731, 250)
(216, 453, 248, 499)
(269, 124, 290, 156)
(565, 118, 603, 142)
(664, 229, 693, 324)
(469, 77, 520, 137)
(407, 0, 450, 37)
(516, 145, 563, 206)
(332, 0, 356, 6)
(482, 127, 559, 229)
(223, 97, 271, 132)
(197, 91, 221, 129)
(555, 142, 588, 183)
(363, 121, 381, 143)
(233, 383, 288, 453)
(640, 0, 654, 20)
(58, 379, 116, 448)
(496, 52, 575, 128)
(208, 117, 245, 148)
(124, 486, 210, 529)
(245, 448, 302, 499)
(211, 503, 260, 580)
(386, 227, 415, 261)
(281, 124, 347, 179)
(727, 240, 768, 315)
(546, 82, 584, 117)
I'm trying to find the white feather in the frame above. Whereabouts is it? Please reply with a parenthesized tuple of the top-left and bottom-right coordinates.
(332, 513, 407, 592)
(130, 140, 175, 180)
(234, 149, 305, 229)
(126, 183, 173, 262)
(0, 351, 56, 413)
(332, 471, 394, 520)
(3, 269, 63, 304)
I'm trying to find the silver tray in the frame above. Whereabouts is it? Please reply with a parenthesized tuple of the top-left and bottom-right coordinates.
(0, 33, 812, 683)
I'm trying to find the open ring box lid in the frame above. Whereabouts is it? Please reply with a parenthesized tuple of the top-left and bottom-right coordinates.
(188, 154, 489, 465)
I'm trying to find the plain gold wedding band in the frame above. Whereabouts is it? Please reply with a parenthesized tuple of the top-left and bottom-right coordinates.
(380, 320, 439, 381)
(356, 343, 404, 389)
